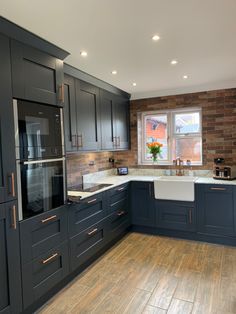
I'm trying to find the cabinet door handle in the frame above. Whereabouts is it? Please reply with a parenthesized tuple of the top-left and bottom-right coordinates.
(58, 84, 64, 103)
(113, 136, 117, 147)
(41, 215, 57, 224)
(72, 135, 77, 147)
(189, 209, 192, 224)
(117, 136, 120, 147)
(87, 228, 98, 236)
(42, 253, 58, 265)
(11, 205, 17, 230)
(210, 187, 226, 191)
(8, 172, 16, 197)
(77, 135, 83, 148)
(87, 198, 97, 204)
(117, 210, 125, 216)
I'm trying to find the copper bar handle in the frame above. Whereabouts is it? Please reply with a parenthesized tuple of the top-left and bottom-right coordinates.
(210, 187, 226, 191)
(117, 211, 125, 216)
(58, 84, 64, 103)
(77, 135, 83, 148)
(41, 215, 57, 224)
(113, 136, 117, 147)
(42, 253, 58, 265)
(8, 172, 16, 197)
(87, 228, 98, 236)
(12, 205, 17, 230)
(87, 198, 97, 204)
(117, 136, 120, 147)
(189, 209, 192, 224)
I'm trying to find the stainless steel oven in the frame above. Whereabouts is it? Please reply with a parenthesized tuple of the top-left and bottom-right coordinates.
(13, 99, 66, 220)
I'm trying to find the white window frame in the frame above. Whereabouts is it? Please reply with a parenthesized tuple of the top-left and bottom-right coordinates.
(140, 107, 202, 166)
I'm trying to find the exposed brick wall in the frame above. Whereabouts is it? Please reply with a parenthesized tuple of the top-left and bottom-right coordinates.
(66, 151, 114, 187)
(113, 88, 236, 170)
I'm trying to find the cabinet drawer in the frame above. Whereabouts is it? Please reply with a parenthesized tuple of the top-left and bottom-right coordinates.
(20, 206, 68, 264)
(69, 219, 106, 271)
(106, 209, 130, 242)
(108, 183, 129, 212)
(109, 183, 129, 199)
(22, 241, 69, 309)
(156, 200, 196, 232)
(68, 193, 105, 237)
(203, 184, 233, 194)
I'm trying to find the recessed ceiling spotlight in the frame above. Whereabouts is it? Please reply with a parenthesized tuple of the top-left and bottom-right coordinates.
(171, 60, 178, 65)
(80, 51, 88, 57)
(152, 35, 160, 41)
(183, 75, 188, 79)
(111, 70, 117, 75)
(132, 82, 137, 86)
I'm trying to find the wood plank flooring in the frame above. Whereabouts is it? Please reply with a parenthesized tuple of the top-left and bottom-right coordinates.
(38, 233, 236, 314)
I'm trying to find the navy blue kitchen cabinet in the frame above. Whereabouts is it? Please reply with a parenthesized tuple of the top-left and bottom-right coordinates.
(100, 90, 130, 150)
(106, 183, 131, 241)
(64, 74, 77, 152)
(75, 80, 101, 151)
(156, 200, 196, 232)
(11, 40, 64, 106)
(0, 202, 22, 314)
(0, 34, 17, 204)
(68, 193, 105, 237)
(196, 184, 236, 237)
(131, 182, 156, 227)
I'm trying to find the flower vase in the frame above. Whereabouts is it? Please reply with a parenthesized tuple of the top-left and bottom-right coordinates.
(152, 153, 158, 165)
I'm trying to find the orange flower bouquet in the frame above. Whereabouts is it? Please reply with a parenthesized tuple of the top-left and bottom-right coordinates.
(147, 142, 163, 162)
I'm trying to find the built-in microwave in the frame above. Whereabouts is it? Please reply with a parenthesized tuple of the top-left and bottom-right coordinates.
(13, 99, 64, 160)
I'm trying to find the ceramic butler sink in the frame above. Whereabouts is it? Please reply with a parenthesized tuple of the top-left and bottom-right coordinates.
(154, 176, 198, 202)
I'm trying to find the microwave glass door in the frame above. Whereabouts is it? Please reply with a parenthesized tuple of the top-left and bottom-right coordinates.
(17, 100, 62, 159)
(21, 160, 64, 219)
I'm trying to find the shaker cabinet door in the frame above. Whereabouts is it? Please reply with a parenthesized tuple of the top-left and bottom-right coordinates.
(11, 40, 64, 106)
(76, 80, 101, 151)
(0, 202, 22, 314)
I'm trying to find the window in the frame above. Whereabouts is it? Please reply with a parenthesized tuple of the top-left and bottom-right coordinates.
(140, 108, 202, 165)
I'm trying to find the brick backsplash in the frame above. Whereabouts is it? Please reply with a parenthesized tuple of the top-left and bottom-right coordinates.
(66, 88, 236, 184)
(66, 151, 114, 187)
(113, 88, 236, 170)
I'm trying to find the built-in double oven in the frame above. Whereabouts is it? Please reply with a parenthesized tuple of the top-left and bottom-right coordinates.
(13, 99, 66, 220)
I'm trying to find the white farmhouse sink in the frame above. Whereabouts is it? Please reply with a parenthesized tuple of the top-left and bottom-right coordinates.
(154, 176, 198, 202)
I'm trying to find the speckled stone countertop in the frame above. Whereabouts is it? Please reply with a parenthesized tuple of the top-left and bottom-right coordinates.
(67, 172, 236, 200)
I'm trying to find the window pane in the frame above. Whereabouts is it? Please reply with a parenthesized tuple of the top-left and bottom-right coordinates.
(172, 137, 202, 163)
(145, 114, 168, 160)
(174, 112, 200, 134)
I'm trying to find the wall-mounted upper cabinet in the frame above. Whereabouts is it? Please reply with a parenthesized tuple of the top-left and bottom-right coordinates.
(64, 75, 130, 153)
(11, 40, 64, 106)
(100, 90, 130, 150)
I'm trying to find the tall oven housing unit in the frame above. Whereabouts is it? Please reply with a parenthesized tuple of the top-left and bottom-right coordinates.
(13, 99, 66, 221)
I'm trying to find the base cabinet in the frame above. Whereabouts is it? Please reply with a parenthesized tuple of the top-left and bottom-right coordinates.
(131, 182, 155, 227)
(196, 184, 236, 237)
(0, 202, 22, 314)
(156, 200, 196, 232)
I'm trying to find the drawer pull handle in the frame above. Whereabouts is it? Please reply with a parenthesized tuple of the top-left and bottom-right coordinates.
(87, 198, 97, 204)
(42, 253, 58, 264)
(189, 209, 192, 224)
(11, 205, 17, 230)
(41, 215, 57, 224)
(87, 228, 98, 236)
(210, 187, 226, 191)
(117, 211, 125, 216)
(117, 187, 124, 191)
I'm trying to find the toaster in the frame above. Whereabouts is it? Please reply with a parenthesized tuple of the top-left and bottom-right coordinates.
(117, 167, 128, 175)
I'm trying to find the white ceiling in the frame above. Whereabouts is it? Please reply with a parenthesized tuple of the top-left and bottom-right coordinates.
(1, 0, 236, 99)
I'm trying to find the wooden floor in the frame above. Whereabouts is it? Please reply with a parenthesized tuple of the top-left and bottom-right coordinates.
(38, 233, 236, 314)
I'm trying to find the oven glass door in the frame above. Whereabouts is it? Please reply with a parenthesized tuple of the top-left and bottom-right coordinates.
(17, 100, 62, 159)
(20, 159, 64, 219)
